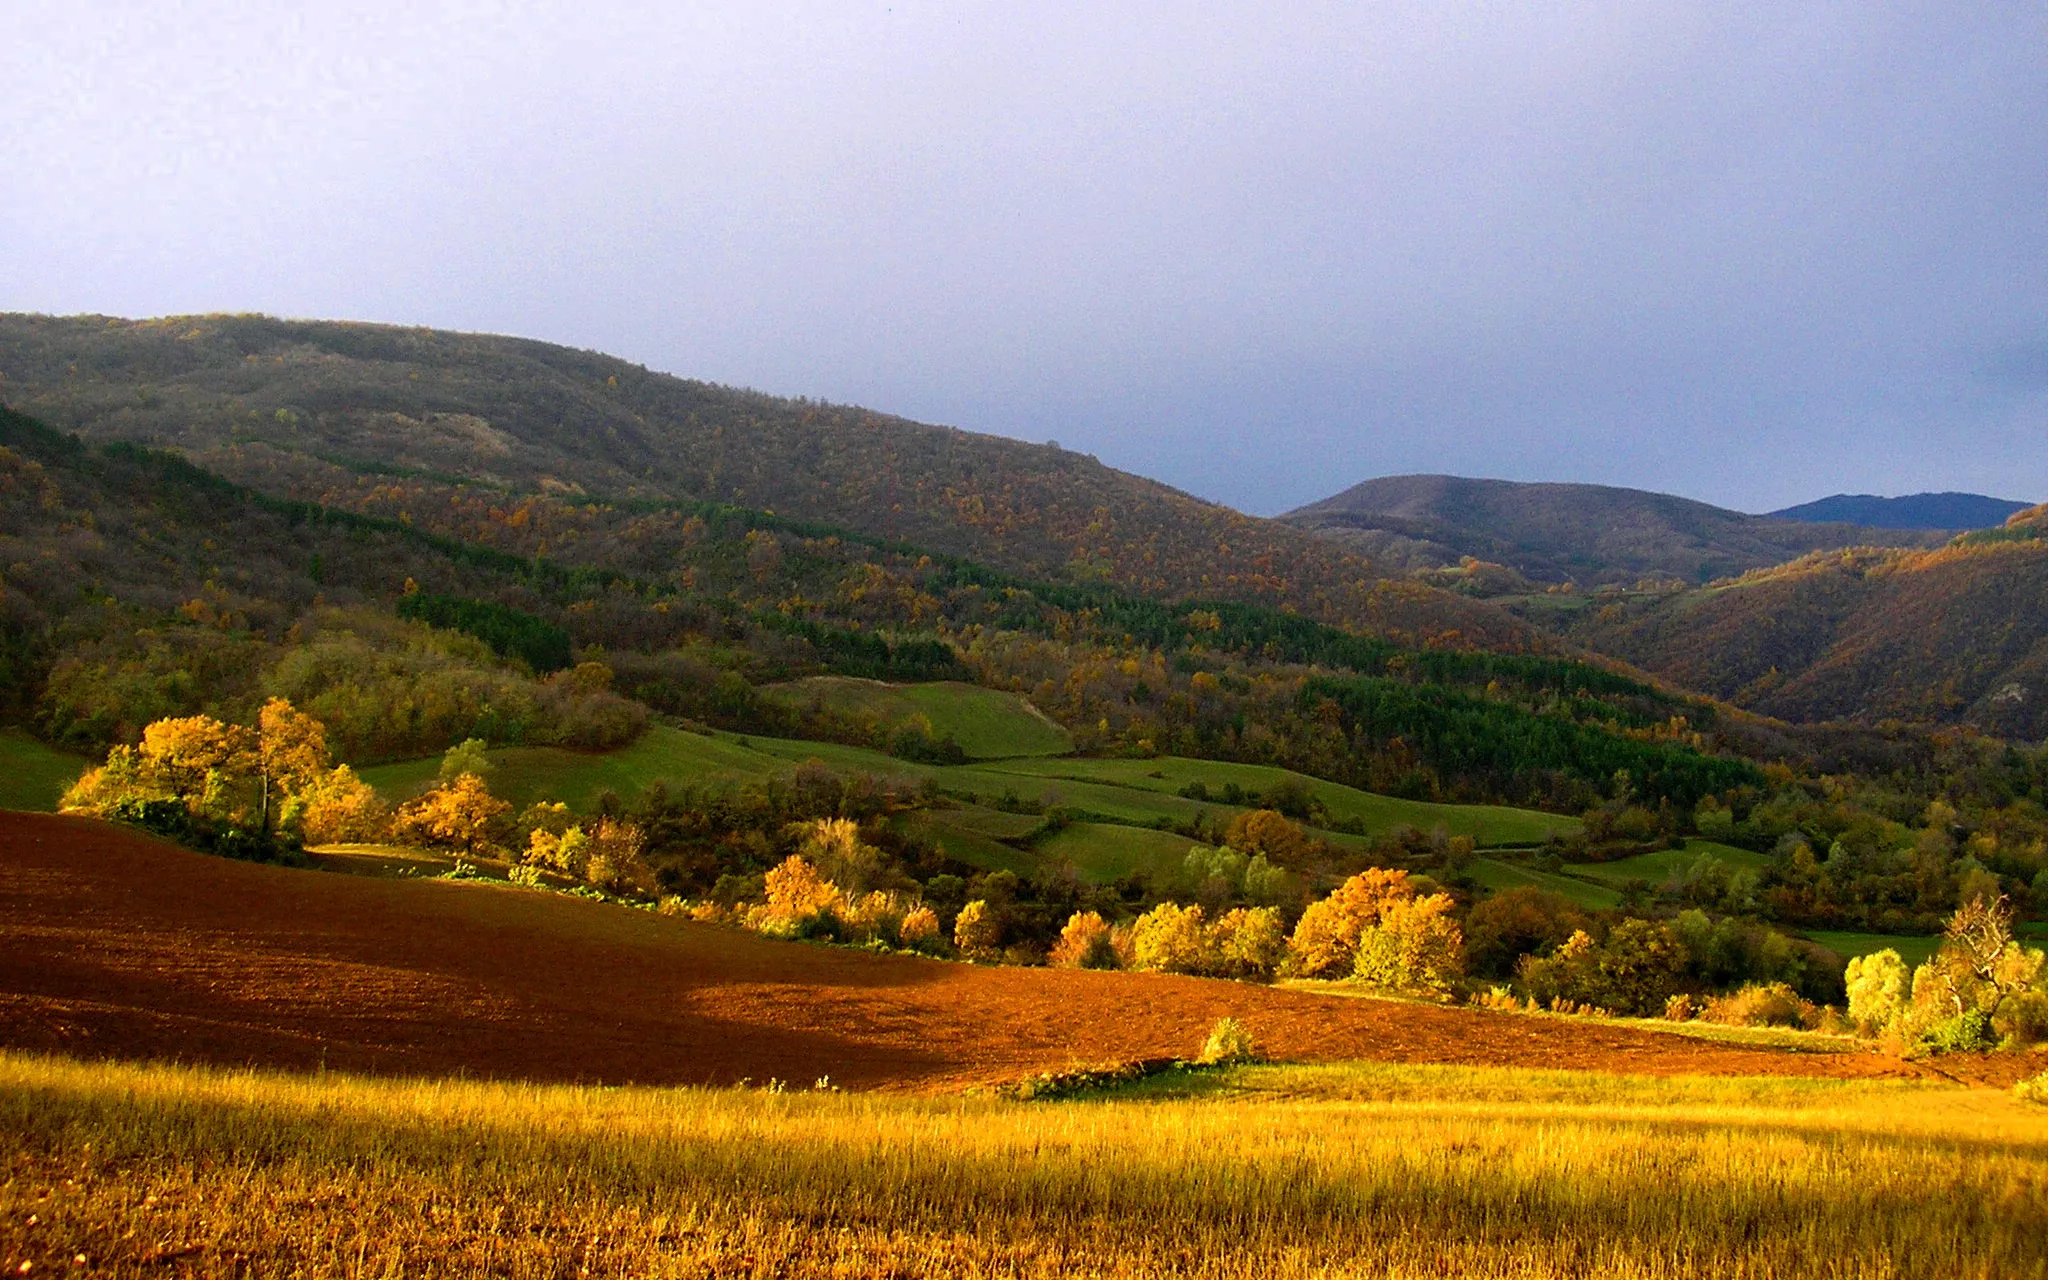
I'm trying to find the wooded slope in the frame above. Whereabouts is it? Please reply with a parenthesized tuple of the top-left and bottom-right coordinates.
(1569, 514, 2048, 739)
(0, 314, 1518, 643)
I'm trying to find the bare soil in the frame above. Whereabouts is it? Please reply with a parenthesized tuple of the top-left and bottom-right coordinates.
(0, 813, 1972, 1091)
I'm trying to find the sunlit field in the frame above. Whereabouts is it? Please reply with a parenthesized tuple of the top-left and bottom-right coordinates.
(4, 1052, 2044, 1278)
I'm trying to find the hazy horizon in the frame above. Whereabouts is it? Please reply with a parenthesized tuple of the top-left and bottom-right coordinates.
(7, 3, 2044, 515)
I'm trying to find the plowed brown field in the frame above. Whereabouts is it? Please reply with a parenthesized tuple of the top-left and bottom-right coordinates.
(0, 812, 1945, 1091)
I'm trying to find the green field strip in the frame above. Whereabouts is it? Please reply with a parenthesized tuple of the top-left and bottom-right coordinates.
(1031, 821, 1206, 885)
(1801, 931, 1941, 969)
(760, 678, 1072, 759)
(1469, 857, 1623, 910)
(1565, 841, 1775, 887)
(978, 755, 1576, 845)
(0, 730, 89, 812)
(897, 811, 1039, 877)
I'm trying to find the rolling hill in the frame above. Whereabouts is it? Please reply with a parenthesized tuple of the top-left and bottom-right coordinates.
(0, 313, 1525, 644)
(1771, 492, 2033, 530)
(1564, 517, 2048, 739)
(1282, 474, 1942, 588)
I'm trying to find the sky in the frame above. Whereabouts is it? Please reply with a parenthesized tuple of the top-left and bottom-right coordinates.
(5, 2, 2045, 515)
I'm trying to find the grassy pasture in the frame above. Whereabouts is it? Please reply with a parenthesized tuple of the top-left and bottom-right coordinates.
(358, 725, 826, 808)
(1566, 840, 1775, 887)
(760, 677, 1073, 758)
(3, 1051, 2043, 1278)
(1032, 821, 1205, 884)
(1468, 857, 1624, 909)
(0, 729, 87, 812)
(1805, 930, 1943, 969)
(981, 754, 1576, 846)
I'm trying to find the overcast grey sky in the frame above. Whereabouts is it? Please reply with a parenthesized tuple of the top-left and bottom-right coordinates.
(5, 2, 2044, 514)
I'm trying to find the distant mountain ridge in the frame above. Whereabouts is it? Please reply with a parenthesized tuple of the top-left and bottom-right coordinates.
(1281, 474, 1942, 589)
(1769, 492, 2033, 531)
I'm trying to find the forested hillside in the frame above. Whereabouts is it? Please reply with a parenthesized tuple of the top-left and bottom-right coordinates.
(0, 313, 1522, 645)
(1567, 509, 2048, 740)
(1283, 474, 1939, 588)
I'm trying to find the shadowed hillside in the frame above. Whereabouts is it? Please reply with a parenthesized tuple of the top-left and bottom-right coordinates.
(1568, 508, 2048, 739)
(1283, 474, 1940, 588)
(1771, 492, 2033, 530)
(0, 313, 1524, 643)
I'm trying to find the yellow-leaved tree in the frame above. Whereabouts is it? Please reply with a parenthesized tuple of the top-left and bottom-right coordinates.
(392, 773, 513, 856)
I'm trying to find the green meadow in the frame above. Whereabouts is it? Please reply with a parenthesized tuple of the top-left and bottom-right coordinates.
(0, 729, 87, 811)
(760, 676, 1073, 757)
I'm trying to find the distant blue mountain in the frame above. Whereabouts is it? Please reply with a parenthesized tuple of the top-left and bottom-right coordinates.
(1769, 492, 2032, 531)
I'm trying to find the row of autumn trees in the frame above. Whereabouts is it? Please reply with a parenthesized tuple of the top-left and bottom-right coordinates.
(56, 701, 655, 898)
(714, 846, 1467, 994)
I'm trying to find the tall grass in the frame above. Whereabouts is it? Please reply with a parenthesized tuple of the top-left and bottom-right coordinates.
(3, 1052, 2044, 1277)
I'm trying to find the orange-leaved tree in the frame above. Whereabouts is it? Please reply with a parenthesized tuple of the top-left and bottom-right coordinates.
(1284, 868, 1416, 978)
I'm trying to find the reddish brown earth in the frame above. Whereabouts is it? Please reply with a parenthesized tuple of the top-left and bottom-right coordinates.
(0, 812, 1966, 1092)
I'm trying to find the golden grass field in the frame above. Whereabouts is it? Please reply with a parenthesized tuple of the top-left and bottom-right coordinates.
(3, 1051, 2046, 1279)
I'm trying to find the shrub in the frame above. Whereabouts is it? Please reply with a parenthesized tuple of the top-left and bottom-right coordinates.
(1050, 911, 1119, 970)
(1132, 903, 1211, 975)
(1994, 990, 2048, 1046)
(1198, 1017, 1256, 1065)
(1463, 887, 1589, 979)
(1921, 1008, 1996, 1054)
(2015, 1072, 2048, 1105)
(1519, 920, 1688, 1017)
(898, 906, 943, 952)
(953, 899, 1002, 961)
(1352, 893, 1464, 996)
(753, 855, 845, 937)
(290, 764, 388, 844)
(1844, 949, 1908, 1036)
(1701, 983, 1817, 1029)
(391, 772, 514, 856)
(583, 818, 655, 897)
(1663, 993, 1698, 1022)
(1208, 906, 1286, 981)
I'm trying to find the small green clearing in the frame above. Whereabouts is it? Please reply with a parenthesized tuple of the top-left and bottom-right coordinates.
(980, 756, 1574, 846)
(760, 678, 1072, 759)
(0, 730, 88, 812)
(1033, 822, 1204, 885)
(1566, 841, 1775, 887)
(360, 725, 796, 810)
(1469, 858, 1622, 910)
(896, 811, 1039, 877)
(1803, 931, 1941, 969)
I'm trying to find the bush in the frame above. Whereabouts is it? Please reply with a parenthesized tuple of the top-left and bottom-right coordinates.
(1921, 1009, 1996, 1054)
(1197, 1017, 1257, 1065)
(953, 899, 1002, 961)
(1844, 949, 1908, 1036)
(1352, 894, 1464, 996)
(2015, 1072, 2048, 1106)
(1519, 920, 1688, 1017)
(1208, 906, 1286, 981)
(899, 906, 943, 953)
(1132, 903, 1210, 975)
(1701, 983, 1818, 1029)
(1050, 911, 1120, 969)
(1663, 993, 1698, 1022)
(1994, 990, 2048, 1046)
